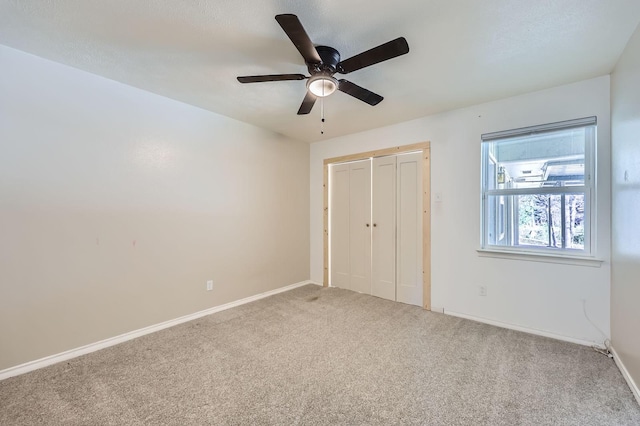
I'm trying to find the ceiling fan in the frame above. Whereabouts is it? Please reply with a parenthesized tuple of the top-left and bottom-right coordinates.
(237, 14, 410, 115)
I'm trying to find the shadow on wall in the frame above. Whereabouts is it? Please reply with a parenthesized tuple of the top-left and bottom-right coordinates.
(612, 183, 640, 259)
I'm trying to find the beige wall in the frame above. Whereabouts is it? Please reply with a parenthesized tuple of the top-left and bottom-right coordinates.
(0, 45, 310, 370)
(611, 24, 640, 395)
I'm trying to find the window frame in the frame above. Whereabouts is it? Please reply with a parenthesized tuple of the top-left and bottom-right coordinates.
(480, 117, 597, 258)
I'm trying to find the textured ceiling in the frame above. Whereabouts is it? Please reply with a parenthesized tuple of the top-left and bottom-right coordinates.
(1, 0, 640, 143)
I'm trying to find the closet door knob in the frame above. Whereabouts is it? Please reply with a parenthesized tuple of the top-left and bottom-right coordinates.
(373, 223, 377, 227)
(366, 223, 370, 227)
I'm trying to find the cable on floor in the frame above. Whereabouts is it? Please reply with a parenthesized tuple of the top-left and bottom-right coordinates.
(582, 299, 613, 358)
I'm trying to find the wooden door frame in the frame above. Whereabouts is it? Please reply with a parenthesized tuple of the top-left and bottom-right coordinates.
(323, 142, 432, 310)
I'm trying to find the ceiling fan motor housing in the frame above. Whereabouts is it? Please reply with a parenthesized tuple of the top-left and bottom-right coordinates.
(309, 45, 341, 75)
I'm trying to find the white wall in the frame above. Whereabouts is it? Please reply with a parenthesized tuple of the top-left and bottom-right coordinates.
(611, 24, 640, 392)
(0, 45, 309, 370)
(311, 76, 611, 345)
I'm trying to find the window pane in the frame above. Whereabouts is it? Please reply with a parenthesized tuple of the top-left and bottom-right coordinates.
(487, 128, 585, 189)
(564, 193, 585, 250)
(517, 194, 562, 248)
(485, 195, 507, 246)
(485, 193, 585, 250)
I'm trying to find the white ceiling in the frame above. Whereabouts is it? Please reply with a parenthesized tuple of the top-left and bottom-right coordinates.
(1, 1, 640, 143)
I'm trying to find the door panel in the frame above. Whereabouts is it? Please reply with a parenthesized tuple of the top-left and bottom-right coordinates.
(372, 156, 396, 301)
(330, 163, 350, 290)
(396, 152, 423, 306)
(348, 160, 372, 294)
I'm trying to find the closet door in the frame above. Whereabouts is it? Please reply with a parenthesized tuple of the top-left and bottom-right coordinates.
(371, 156, 396, 301)
(396, 152, 423, 306)
(330, 160, 371, 293)
(348, 160, 372, 294)
(330, 163, 351, 290)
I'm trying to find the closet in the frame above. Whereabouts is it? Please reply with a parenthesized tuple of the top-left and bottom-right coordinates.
(329, 151, 424, 307)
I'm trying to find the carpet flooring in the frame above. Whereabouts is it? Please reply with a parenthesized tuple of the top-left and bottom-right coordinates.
(1, 284, 639, 425)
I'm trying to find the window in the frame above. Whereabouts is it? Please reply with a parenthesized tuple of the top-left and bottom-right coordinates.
(481, 117, 596, 256)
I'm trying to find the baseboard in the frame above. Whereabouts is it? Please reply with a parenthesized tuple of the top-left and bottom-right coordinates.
(444, 309, 601, 348)
(430, 306, 445, 314)
(610, 346, 640, 406)
(0, 280, 316, 381)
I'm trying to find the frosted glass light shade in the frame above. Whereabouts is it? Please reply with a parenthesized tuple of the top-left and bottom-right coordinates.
(307, 76, 338, 97)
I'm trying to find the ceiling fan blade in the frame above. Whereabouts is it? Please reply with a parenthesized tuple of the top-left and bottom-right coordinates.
(338, 80, 383, 106)
(275, 14, 322, 65)
(337, 37, 409, 74)
(297, 91, 317, 115)
(237, 74, 306, 83)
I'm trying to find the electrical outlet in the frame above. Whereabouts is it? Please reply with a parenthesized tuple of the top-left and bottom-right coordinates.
(478, 285, 487, 296)
(206, 280, 213, 291)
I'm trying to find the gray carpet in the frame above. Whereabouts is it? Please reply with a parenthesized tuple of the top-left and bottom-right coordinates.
(1, 285, 638, 425)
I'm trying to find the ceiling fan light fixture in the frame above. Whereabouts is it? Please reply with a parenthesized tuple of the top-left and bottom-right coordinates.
(307, 76, 338, 97)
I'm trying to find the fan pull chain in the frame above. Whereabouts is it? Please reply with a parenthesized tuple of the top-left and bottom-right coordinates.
(320, 96, 325, 135)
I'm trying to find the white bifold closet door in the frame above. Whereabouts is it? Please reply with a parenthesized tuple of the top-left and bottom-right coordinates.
(330, 163, 351, 290)
(371, 156, 397, 301)
(330, 159, 371, 294)
(330, 152, 422, 307)
(395, 152, 423, 306)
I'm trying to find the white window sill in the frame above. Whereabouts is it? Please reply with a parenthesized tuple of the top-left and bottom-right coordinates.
(476, 248, 605, 267)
